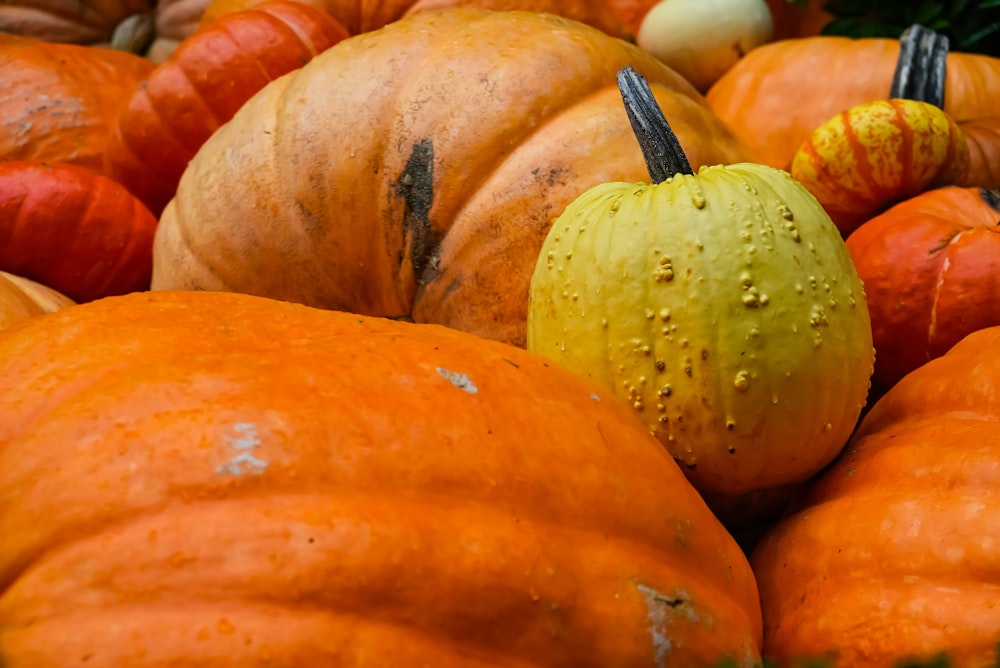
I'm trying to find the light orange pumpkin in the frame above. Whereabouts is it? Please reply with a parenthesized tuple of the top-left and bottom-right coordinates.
(706, 34, 1000, 187)
(752, 323, 1000, 666)
(0, 271, 74, 330)
(0, 289, 764, 667)
(151, 8, 752, 348)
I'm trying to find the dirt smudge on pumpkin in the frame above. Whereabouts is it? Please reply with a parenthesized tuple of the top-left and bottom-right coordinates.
(396, 138, 444, 284)
(637, 583, 702, 667)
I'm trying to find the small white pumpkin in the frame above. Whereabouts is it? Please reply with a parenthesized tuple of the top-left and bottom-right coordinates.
(637, 0, 774, 92)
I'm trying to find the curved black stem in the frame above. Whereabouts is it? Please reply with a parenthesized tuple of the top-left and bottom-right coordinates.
(617, 66, 693, 184)
(890, 23, 949, 109)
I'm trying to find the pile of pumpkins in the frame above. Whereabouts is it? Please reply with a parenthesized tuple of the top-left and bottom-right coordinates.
(1, 0, 998, 665)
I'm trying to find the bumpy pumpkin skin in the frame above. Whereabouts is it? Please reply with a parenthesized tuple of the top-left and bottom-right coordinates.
(846, 186, 1000, 387)
(752, 325, 1000, 667)
(105, 0, 350, 216)
(0, 161, 158, 303)
(527, 164, 874, 496)
(0, 272, 74, 331)
(706, 37, 1000, 187)
(0, 290, 763, 667)
(790, 99, 970, 236)
(151, 9, 751, 347)
(0, 35, 153, 175)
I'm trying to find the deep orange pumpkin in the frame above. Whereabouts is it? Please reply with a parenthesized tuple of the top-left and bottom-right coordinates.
(0, 289, 763, 667)
(104, 0, 349, 216)
(0, 271, 74, 331)
(0, 36, 154, 175)
(151, 9, 752, 348)
(706, 36, 1000, 187)
(0, 161, 158, 303)
(751, 324, 1000, 666)
(845, 186, 1000, 387)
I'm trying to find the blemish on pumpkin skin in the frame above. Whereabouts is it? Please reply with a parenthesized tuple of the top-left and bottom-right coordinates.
(216, 423, 267, 476)
(436, 367, 478, 394)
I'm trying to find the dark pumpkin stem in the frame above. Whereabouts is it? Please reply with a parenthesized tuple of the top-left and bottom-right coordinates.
(889, 23, 949, 108)
(981, 188, 1000, 214)
(617, 66, 693, 184)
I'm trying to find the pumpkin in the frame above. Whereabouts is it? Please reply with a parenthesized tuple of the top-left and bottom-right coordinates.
(199, 0, 632, 38)
(751, 324, 1000, 666)
(0, 0, 152, 46)
(845, 186, 1000, 388)
(525, 66, 874, 497)
(0, 289, 764, 667)
(636, 0, 774, 93)
(146, 0, 213, 61)
(764, 0, 829, 40)
(0, 161, 158, 303)
(0, 36, 154, 175)
(705, 31, 1000, 187)
(104, 0, 350, 217)
(151, 9, 752, 348)
(789, 26, 971, 236)
(0, 271, 74, 331)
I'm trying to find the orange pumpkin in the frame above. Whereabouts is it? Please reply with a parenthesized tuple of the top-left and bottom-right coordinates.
(0, 289, 764, 667)
(0, 35, 154, 175)
(0, 161, 158, 303)
(764, 0, 830, 40)
(845, 186, 1000, 387)
(151, 9, 752, 348)
(751, 323, 1000, 666)
(0, 271, 74, 331)
(706, 34, 1000, 187)
(105, 0, 349, 216)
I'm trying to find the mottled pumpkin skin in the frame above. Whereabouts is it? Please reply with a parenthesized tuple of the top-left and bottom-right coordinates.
(752, 325, 1000, 667)
(706, 37, 1000, 188)
(526, 164, 874, 496)
(846, 186, 1000, 387)
(0, 272, 74, 331)
(790, 99, 970, 236)
(151, 9, 751, 348)
(0, 36, 153, 175)
(0, 161, 158, 302)
(0, 290, 763, 667)
(105, 0, 349, 216)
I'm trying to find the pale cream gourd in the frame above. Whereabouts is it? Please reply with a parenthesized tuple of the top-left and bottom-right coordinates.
(637, 0, 773, 92)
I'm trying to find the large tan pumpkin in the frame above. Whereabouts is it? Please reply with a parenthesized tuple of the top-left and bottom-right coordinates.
(151, 9, 752, 347)
(0, 290, 763, 667)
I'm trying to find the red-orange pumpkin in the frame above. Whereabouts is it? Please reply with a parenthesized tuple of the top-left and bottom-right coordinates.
(0, 289, 764, 667)
(0, 161, 158, 303)
(104, 0, 349, 216)
(0, 271, 74, 331)
(845, 186, 1000, 387)
(151, 9, 752, 348)
(751, 324, 1000, 666)
(0, 36, 154, 175)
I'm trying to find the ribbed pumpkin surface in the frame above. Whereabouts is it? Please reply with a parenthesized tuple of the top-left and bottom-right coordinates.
(0, 290, 762, 667)
(0, 35, 154, 174)
(0, 161, 158, 302)
(151, 8, 752, 347)
(105, 0, 350, 215)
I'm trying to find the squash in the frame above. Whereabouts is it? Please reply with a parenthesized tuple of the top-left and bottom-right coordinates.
(0, 0, 152, 47)
(0, 289, 763, 667)
(846, 186, 1000, 387)
(525, 66, 874, 497)
(636, 0, 774, 93)
(0, 35, 154, 175)
(752, 324, 1000, 666)
(0, 271, 74, 331)
(706, 30, 1000, 187)
(151, 8, 751, 348)
(0, 161, 158, 303)
(789, 25, 971, 236)
(105, 0, 350, 217)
